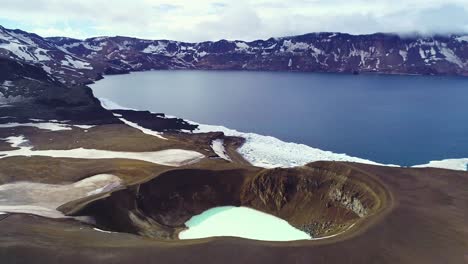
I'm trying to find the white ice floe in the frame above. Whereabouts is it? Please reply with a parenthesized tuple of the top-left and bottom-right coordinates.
(179, 206, 311, 241)
(412, 158, 468, 171)
(210, 139, 231, 161)
(0, 174, 122, 218)
(0, 135, 204, 166)
(193, 123, 391, 169)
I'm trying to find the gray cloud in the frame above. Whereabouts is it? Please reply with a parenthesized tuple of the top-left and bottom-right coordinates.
(0, 0, 466, 41)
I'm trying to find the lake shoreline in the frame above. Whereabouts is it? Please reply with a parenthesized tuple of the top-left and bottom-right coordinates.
(91, 71, 468, 170)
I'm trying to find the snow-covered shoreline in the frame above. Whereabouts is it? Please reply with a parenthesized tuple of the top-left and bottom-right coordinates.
(194, 122, 393, 168)
(97, 97, 468, 172)
(412, 158, 468, 171)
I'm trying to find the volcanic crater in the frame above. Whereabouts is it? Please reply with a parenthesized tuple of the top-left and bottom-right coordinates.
(61, 159, 392, 241)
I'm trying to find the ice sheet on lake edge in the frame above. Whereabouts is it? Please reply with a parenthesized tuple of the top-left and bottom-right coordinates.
(97, 98, 468, 171)
(412, 158, 468, 171)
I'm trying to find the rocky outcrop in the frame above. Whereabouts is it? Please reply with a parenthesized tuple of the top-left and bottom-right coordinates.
(112, 110, 198, 132)
(241, 164, 388, 236)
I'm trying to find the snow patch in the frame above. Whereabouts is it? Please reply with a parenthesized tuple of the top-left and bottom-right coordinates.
(413, 158, 468, 171)
(211, 139, 231, 161)
(0, 122, 92, 131)
(440, 47, 464, 67)
(235, 42, 250, 51)
(0, 135, 203, 166)
(419, 48, 426, 59)
(73, 125, 95, 129)
(282, 40, 311, 52)
(455, 36, 468, 42)
(93, 228, 115, 234)
(117, 115, 167, 140)
(349, 46, 370, 66)
(42, 65, 52, 74)
(3, 135, 28, 148)
(61, 55, 93, 70)
(0, 174, 122, 218)
(0, 122, 71, 131)
(2, 81, 13, 87)
(198, 51, 208, 57)
(399, 50, 408, 61)
(142, 42, 168, 54)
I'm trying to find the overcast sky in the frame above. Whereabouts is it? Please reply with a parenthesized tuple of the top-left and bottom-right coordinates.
(0, 0, 467, 41)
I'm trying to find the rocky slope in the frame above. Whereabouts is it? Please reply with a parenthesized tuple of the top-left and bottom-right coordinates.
(0, 57, 115, 124)
(51, 32, 468, 78)
(0, 26, 108, 84)
(1, 25, 467, 86)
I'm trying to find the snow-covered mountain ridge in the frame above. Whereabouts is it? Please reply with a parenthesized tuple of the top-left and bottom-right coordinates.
(1, 25, 467, 85)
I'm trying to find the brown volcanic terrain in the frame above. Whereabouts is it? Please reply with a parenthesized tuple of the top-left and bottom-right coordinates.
(0, 100, 467, 263)
(1, 160, 468, 263)
(0, 55, 467, 263)
(65, 161, 389, 240)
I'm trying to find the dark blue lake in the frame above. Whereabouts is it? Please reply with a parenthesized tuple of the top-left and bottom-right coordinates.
(90, 70, 468, 166)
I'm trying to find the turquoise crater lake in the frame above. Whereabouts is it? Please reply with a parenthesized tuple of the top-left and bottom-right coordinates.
(90, 70, 468, 166)
(178, 206, 311, 241)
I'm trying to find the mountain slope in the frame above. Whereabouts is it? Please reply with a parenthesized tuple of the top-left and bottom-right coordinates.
(0, 57, 115, 124)
(49, 32, 468, 77)
(0, 26, 106, 84)
(1, 25, 467, 86)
